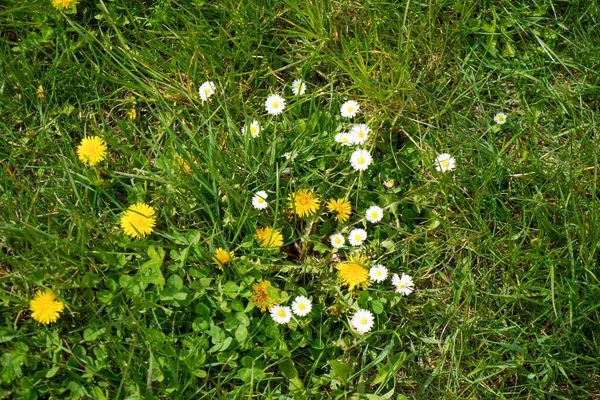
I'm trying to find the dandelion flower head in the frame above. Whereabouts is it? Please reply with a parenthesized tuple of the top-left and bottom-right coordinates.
(350, 149, 372, 171)
(392, 273, 415, 296)
(330, 233, 345, 249)
(350, 309, 374, 334)
(29, 290, 64, 325)
(212, 247, 234, 270)
(288, 189, 320, 218)
(337, 253, 371, 290)
(494, 112, 507, 125)
(348, 228, 367, 246)
(51, 0, 78, 10)
(350, 124, 370, 145)
(365, 206, 383, 223)
(176, 156, 192, 175)
(251, 280, 278, 312)
(340, 100, 360, 118)
(255, 226, 284, 248)
(326, 198, 352, 223)
(127, 108, 137, 120)
(369, 264, 388, 283)
(291, 296, 312, 317)
(265, 94, 286, 115)
(199, 81, 216, 101)
(434, 153, 456, 173)
(77, 136, 107, 166)
(291, 79, 306, 96)
(270, 305, 292, 324)
(120, 202, 157, 239)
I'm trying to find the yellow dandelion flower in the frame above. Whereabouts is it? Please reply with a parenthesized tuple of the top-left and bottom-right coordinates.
(336, 253, 371, 290)
(127, 108, 137, 120)
(120, 202, 157, 239)
(29, 290, 64, 325)
(76, 136, 107, 166)
(250, 280, 278, 312)
(255, 227, 284, 248)
(176, 156, 192, 175)
(51, 0, 78, 10)
(288, 189, 320, 218)
(212, 247, 234, 270)
(326, 198, 352, 222)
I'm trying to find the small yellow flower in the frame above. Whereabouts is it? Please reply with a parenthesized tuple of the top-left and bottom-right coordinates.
(37, 85, 44, 99)
(336, 253, 371, 290)
(255, 227, 284, 248)
(326, 198, 352, 222)
(29, 290, 64, 325)
(250, 280, 278, 312)
(120, 202, 157, 239)
(212, 247, 234, 270)
(288, 189, 320, 218)
(76, 136, 107, 166)
(176, 156, 192, 175)
(127, 109, 137, 120)
(51, 0, 78, 10)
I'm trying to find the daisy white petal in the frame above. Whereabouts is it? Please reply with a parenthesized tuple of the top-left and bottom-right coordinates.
(365, 206, 383, 223)
(198, 81, 216, 101)
(330, 233, 345, 248)
(391, 273, 414, 296)
(291, 296, 312, 316)
(335, 132, 354, 146)
(341, 100, 360, 118)
(291, 79, 306, 95)
(270, 305, 292, 324)
(348, 228, 367, 246)
(434, 153, 456, 172)
(350, 309, 374, 334)
(350, 149, 372, 171)
(252, 191, 268, 210)
(265, 94, 286, 115)
(350, 124, 370, 145)
(242, 120, 261, 138)
(494, 112, 507, 125)
(369, 264, 388, 282)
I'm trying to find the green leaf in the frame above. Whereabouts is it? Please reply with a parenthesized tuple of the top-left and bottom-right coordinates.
(280, 359, 304, 391)
(235, 324, 248, 343)
(329, 360, 350, 385)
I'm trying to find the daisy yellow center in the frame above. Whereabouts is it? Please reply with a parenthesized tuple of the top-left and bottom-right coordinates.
(376, 270, 382, 277)
(360, 317, 367, 325)
(342, 137, 349, 142)
(354, 235, 362, 241)
(398, 282, 406, 288)
(277, 309, 286, 317)
(298, 303, 306, 310)
(205, 88, 211, 95)
(358, 131, 365, 138)
(358, 157, 365, 164)
(371, 211, 379, 218)
(440, 160, 449, 167)
(498, 116, 505, 122)
(334, 238, 342, 244)
(347, 106, 353, 112)
(257, 197, 265, 203)
(272, 101, 279, 108)
(250, 126, 257, 133)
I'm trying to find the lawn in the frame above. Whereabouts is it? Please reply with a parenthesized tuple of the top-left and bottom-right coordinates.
(1, 0, 599, 398)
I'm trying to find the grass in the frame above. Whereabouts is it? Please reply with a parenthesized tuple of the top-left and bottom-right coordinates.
(1, 0, 599, 398)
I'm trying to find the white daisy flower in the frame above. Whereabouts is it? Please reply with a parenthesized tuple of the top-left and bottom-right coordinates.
(369, 264, 388, 282)
(252, 191, 268, 210)
(335, 132, 353, 146)
(348, 228, 367, 246)
(340, 100, 359, 118)
(291, 79, 306, 95)
(350, 124, 370, 145)
(494, 112, 507, 125)
(330, 233, 345, 248)
(383, 180, 394, 188)
(283, 152, 297, 161)
(242, 120, 260, 138)
(270, 305, 292, 324)
(365, 206, 383, 223)
(350, 149, 372, 171)
(434, 153, 456, 172)
(198, 81, 216, 101)
(391, 273, 414, 296)
(265, 94, 286, 115)
(291, 296, 312, 316)
(350, 309, 374, 334)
